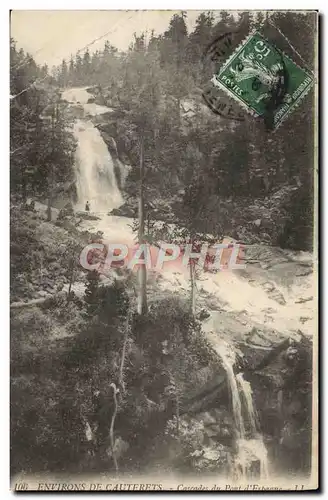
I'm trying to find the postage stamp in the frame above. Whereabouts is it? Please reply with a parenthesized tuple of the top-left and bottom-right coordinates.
(211, 31, 314, 129)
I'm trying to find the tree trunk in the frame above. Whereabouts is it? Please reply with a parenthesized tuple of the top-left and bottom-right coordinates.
(137, 134, 148, 315)
(21, 178, 27, 204)
(47, 188, 52, 222)
(189, 260, 196, 316)
(262, 167, 270, 194)
(47, 110, 55, 222)
(118, 311, 131, 395)
(245, 163, 250, 196)
(262, 125, 270, 194)
(176, 390, 180, 434)
(147, 212, 151, 235)
(39, 255, 43, 285)
(67, 256, 75, 302)
(109, 383, 119, 472)
(177, 96, 181, 127)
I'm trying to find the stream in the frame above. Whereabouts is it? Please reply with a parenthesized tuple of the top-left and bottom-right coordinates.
(61, 86, 314, 481)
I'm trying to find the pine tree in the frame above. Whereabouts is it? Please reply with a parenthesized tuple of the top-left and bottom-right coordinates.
(84, 269, 101, 318)
(60, 59, 68, 87)
(68, 56, 75, 84)
(75, 53, 83, 85)
(83, 49, 91, 82)
(10, 40, 76, 204)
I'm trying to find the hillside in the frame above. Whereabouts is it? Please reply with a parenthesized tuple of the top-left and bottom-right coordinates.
(11, 204, 314, 478)
(10, 9, 316, 488)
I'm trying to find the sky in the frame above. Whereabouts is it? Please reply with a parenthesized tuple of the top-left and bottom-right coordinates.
(10, 10, 226, 68)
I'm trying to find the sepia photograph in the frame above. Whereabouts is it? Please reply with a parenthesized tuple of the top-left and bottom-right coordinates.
(10, 9, 318, 491)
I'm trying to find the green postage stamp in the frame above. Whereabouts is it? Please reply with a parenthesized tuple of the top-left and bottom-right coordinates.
(211, 31, 314, 129)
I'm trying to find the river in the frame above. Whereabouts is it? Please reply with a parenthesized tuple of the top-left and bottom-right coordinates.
(61, 86, 315, 480)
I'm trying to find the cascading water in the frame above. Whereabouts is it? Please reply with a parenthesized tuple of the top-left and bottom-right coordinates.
(235, 373, 269, 480)
(220, 351, 245, 438)
(236, 373, 259, 437)
(216, 343, 269, 480)
(62, 87, 124, 212)
(73, 119, 123, 212)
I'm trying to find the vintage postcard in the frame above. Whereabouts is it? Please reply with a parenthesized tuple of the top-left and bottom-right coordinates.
(10, 10, 318, 491)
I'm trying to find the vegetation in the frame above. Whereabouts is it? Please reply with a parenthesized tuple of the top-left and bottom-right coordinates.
(54, 11, 315, 251)
(10, 39, 77, 213)
(10, 11, 315, 250)
(10, 10, 315, 480)
(11, 242, 224, 474)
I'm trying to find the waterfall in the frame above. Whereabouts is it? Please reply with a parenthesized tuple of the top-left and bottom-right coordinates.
(73, 119, 123, 212)
(220, 351, 245, 438)
(62, 87, 124, 212)
(235, 373, 269, 480)
(216, 343, 269, 480)
(236, 372, 259, 436)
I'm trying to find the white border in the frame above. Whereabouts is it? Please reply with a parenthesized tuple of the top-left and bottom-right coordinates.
(2, 3, 324, 499)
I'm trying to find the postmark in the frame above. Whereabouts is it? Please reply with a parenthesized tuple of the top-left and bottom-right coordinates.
(202, 86, 246, 122)
(203, 14, 250, 64)
(202, 28, 248, 121)
(211, 31, 314, 129)
(203, 31, 234, 63)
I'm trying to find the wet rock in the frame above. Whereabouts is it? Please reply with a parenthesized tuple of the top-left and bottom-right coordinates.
(220, 427, 232, 438)
(268, 289, 286, 305)
(96, 127, 119, 158)
(263, 281, 275, 292)
(58, 202, 74, 220)
(204, 425, 221, 438)
(295, 296, 313, 304)
(75, 211, 100, 221)
(262, 282, 286, 305)
(110, 200, 137, 218)
(261, 307, 277, 314)
(198, 412, 217, 426)
(251, 336, 313, 474)
(296, 268, 312, 277)
(197, 309, 211, 321)
(245, 327, 274, 347)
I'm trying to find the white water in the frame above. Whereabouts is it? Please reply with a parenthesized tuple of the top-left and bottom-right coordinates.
(73, 120, 123, 211)
(63, 88, 314, 341)
(236, 373, 269, 479)
(219, 347, 245, 439)
(62, 87, 123, 212)
(236, 373, 258, 436)
(216, 343, 269, 480)
(61, 86, 313, 481)
(62, 87, 111, 116)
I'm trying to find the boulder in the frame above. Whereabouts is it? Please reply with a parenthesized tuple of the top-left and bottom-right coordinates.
(197, 412, 217, 426)
(75, 211, 100, 221)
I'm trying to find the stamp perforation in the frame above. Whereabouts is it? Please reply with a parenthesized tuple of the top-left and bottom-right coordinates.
(211, 76, 258, 117)
(274, 77, 314, 130)
(211, 28, 315, 130)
